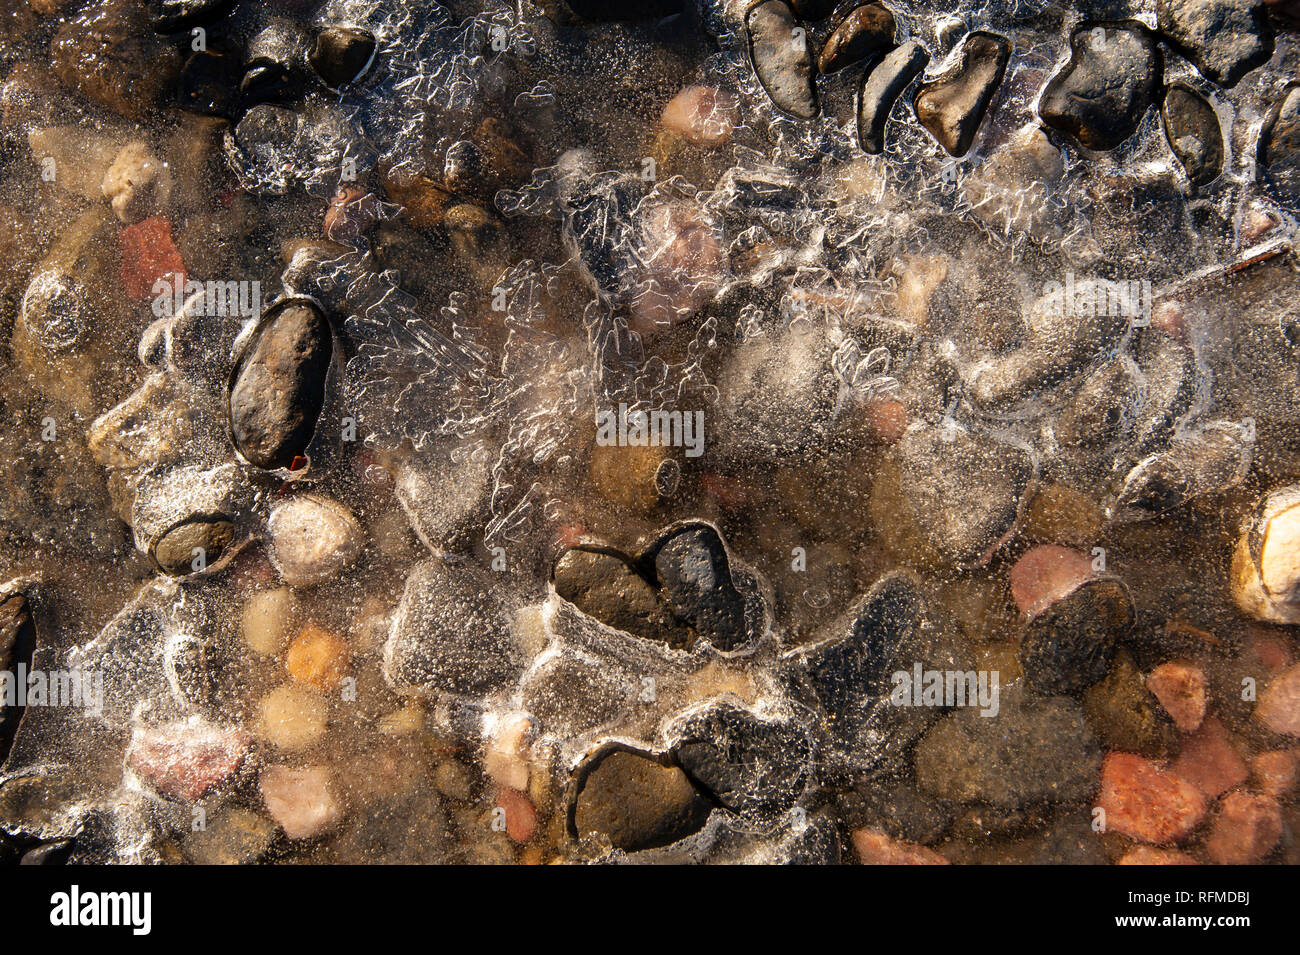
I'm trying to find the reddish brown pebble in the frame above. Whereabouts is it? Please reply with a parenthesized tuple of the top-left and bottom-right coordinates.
(863, 396, 908, 444)
(1171, 717, 1249, 800)
(1257, 663, 1300, 737)
(1117, 846, 1199, 865)
(120, 216, 185, 302)
(127, 723, 250, 801)
(1205, 791, 1282, 865)
(1146, 661, 1207, 733)
(1098, 752, 1207, 845)
(1251, 749, 1298, 797)
(497, 786, 538, 844)
(851, 828, 949, 864)
(1150, 300, 1186, 341)
(1008, 544, 1095, 617)
(1250, 631, 1294, 675)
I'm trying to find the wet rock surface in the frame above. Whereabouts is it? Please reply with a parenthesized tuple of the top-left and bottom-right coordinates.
(1039, 23, 1162, 151)
(913, 32, 1009, 157)
(568, 744, 713, 852)
(1162, 85, 1224, 187)
(228, 298, 333, 471)
(857, 41, 929, 154)
(746, 0, 818, 119)
(817, 3, 895, 75)
(1157, 0, 1273, 88)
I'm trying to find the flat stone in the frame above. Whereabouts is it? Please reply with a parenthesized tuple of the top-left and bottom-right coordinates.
(228, 298, 332, 471)
(151, 516, 236, 576)
(913, 694, 1101, 809)
(817, 3, 895, 74)
(913, 32, 1009, 157)
(308, 25, 375, 87)
(858, 41, 929, 154)
(182, 808, 276, 865)
(1162, 85, 1224, 187)
(1259, 85, 1300, 203)
(672, 702, 812, 817)
(127, 722, 251, 801)
(893, 424, 1033, 566)
(1156, 0, 1273, 88)
(1039, 22, 1162, 151)
(266, 494, 364, 588)
(568, 744, 712, 852)
(746, 0, 818, 120)
(553, 546, 686, 646)
(650, 523, 749, 651)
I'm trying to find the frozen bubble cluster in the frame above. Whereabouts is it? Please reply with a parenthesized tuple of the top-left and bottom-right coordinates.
(3, 0, 1300, 866)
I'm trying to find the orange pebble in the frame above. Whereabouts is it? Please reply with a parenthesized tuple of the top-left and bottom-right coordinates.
(285, 623, 350, 691)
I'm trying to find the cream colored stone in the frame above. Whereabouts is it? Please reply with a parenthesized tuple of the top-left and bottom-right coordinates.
(268, 494, 365, 587)
(258, 685, 327, 751)
(1232, 488, 1300, 624)
(102, 141, 173, 223)
(260, 765, 344, 839)
(242, 588, 296, 656)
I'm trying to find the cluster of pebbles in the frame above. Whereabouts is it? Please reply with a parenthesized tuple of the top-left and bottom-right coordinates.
(1, 0, 1300, 865)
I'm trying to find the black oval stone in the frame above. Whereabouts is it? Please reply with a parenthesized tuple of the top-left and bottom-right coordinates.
(228, 298, 332, 470)
(308, 26, 376, 88)
(1162, 84, 1224, 186)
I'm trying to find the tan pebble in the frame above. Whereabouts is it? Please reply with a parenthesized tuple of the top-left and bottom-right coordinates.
(27, 125, 128, 200)
(1146, 661, 1208, 733)
(101, 141, 172, 224)
(241, 587, 296, 656)
(267, 494, 365, 588)
(1232, 488, 1300, 624)
(890, 254, 949, 330)
(588, 441, 670, 513)
(258, 685, 327, 751)
(377, 703, 425, 737)
(484, 713, 533, 791)
(434, 760, 472, 801)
